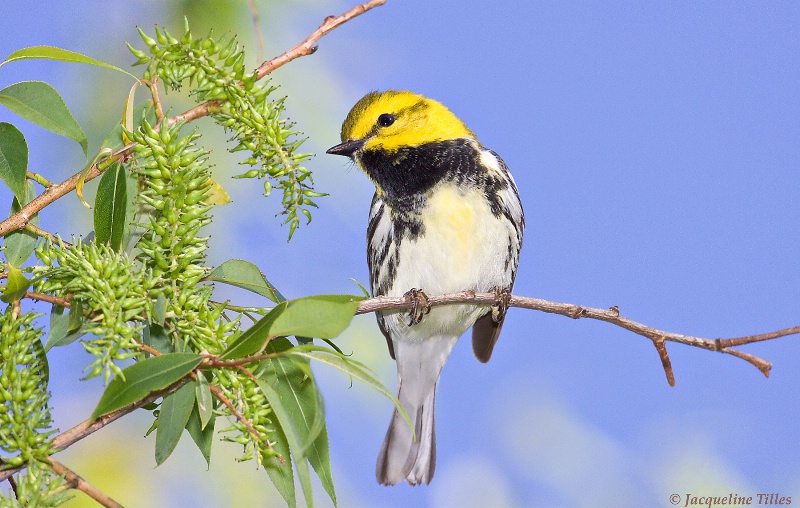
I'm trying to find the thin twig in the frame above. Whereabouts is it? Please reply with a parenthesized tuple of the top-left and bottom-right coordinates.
(170, 0, 386, 127)
(0, 379, 189, 483)
(357, 291, 797, 381)
(23, 223, 60, 243)
(48, 459, 124, 508)
(23, 292, 71, 308)
(255, 0, 387, 79)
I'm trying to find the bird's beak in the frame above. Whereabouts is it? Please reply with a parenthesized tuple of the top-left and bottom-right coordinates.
(326, 138, 365, 157)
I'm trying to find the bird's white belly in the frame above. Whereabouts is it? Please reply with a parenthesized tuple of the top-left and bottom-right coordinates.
(384, 185, 511, 342)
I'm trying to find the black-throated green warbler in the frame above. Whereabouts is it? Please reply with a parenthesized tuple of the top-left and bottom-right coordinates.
(327, 90, 525, 486)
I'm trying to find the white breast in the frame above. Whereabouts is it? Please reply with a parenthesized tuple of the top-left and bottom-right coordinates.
(383, 184, 514, 342)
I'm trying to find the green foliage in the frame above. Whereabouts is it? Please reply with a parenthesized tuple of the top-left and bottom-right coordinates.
(131, 20, 320, 240)
(0, 309, 55, 468)
(0, 81, 87, 156)
(0, 14, 389, 508)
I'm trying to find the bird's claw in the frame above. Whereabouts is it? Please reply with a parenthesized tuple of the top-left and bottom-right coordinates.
(491, 287, 512, 323)
(404, 288, 431, 326)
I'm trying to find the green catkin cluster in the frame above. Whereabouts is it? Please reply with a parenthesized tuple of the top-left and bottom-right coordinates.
(127, 117, 239, 354)
(0, 309, 55, 469)
(215, 369, 276, 465)
(129, 21, 320, 239)
(34, 240, 155, 383)
(0, 462, 68, 507)
(127, 116, 272, 461)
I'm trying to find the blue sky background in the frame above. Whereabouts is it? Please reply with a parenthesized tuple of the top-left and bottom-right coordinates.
(1, 1, 799, 507)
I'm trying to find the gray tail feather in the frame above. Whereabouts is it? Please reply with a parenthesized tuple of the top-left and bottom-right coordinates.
(376, 335, 458, 486)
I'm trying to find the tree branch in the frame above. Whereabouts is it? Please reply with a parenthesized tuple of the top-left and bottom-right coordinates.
(255, 0, 387, 79)
(0, 148, 130, 238)
(48, 459, 124, 508)
(356, 291, 798, 382)
(170, 0, 387, 127)
(0, 379, 189, 483)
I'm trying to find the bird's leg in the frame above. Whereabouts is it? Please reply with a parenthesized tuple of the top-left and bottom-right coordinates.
(403, 288, 431, 326)
(491, 287, 512, 323)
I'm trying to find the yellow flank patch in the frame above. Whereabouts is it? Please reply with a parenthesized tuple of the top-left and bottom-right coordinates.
(341, 90, 475, 151)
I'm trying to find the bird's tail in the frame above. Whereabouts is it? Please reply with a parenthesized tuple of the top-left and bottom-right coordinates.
(376, 335, 458, 486)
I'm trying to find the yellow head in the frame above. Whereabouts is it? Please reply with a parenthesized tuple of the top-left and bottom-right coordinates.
(327, 90, 475, 155)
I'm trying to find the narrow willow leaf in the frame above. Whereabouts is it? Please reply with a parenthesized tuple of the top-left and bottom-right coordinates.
(0, 81, 87, 156)
(256, 369, 316, 508)
(292, 346, 412, 433)
(203, 177, 232, 205)
(93, 162, 127, 250)
(207, 259, 281, 302)
(67, 299, 84, 333)
(122, 81, 140, 144)
(257, 338, 336, 506)
(1, 264, 30, 303)
(219, 301, 287, 360)
(76, 148, 112, 208)
(185, 404, 215, 467)
(153, 293, 167, 326)
(269, 294, 362, 339)
(44, 305, 88, 351)
(4, 181, 38, 266)
(142, 324, 172, 355)
(194, 374, 213, 430)
(263, 414, 296, 508)
(0, 46, 137, 80)
(155, 382, 196, 465)
(101, 100, 155, 152)
(91, 353, 201, 419)
(0, 122, 27, 203)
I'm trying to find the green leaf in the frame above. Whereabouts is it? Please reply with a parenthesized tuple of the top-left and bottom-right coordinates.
(1, 46, 137, 80)
(194, 374, 213, 430)
(101, 100, 155, 153)
(0, 81, 87, 156)
(142, 324, 173, 355)
(93, 162, 128, 250)
(186, 404, 215, 467)
(0, 122, 27, 203)
(91, 353, 202, 419)
(67, 299, 85, 333)
(153, 293, 167, 327)
(291, 345, 412, 434)
(220, 301, 288, 360)
(270, 294, 361, 339)
(4, 181, 38, 266)
(76, 148, 112, 208)
(257, 338, 335, 506)
(220, 294, 361, 360)
(263, 414, 296, 508)
(155, 382, 196, 465)
(44, 305, 88, 351)
(1, 263, 30, 303)
(207, 259, 281, 302)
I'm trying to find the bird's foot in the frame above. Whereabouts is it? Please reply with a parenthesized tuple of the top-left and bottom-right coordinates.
(403, 288, 431, 326)
(491, 288, 512, 323)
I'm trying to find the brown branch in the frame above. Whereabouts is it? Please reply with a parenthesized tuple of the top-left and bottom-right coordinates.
(23, 292, 71, 308)
(0, 148, 130, 238)
(255, 0, 387, 79)
(48, 459, 124, 508)
(170, 0, 386, 127)
(0, 379, 189, 483)
(356, 291, 797, 382)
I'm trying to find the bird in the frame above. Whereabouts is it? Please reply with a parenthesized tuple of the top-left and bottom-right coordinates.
(327, 90, 524, 486)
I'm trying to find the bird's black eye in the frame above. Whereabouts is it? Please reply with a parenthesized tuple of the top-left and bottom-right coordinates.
(377, 113, 395, 128)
